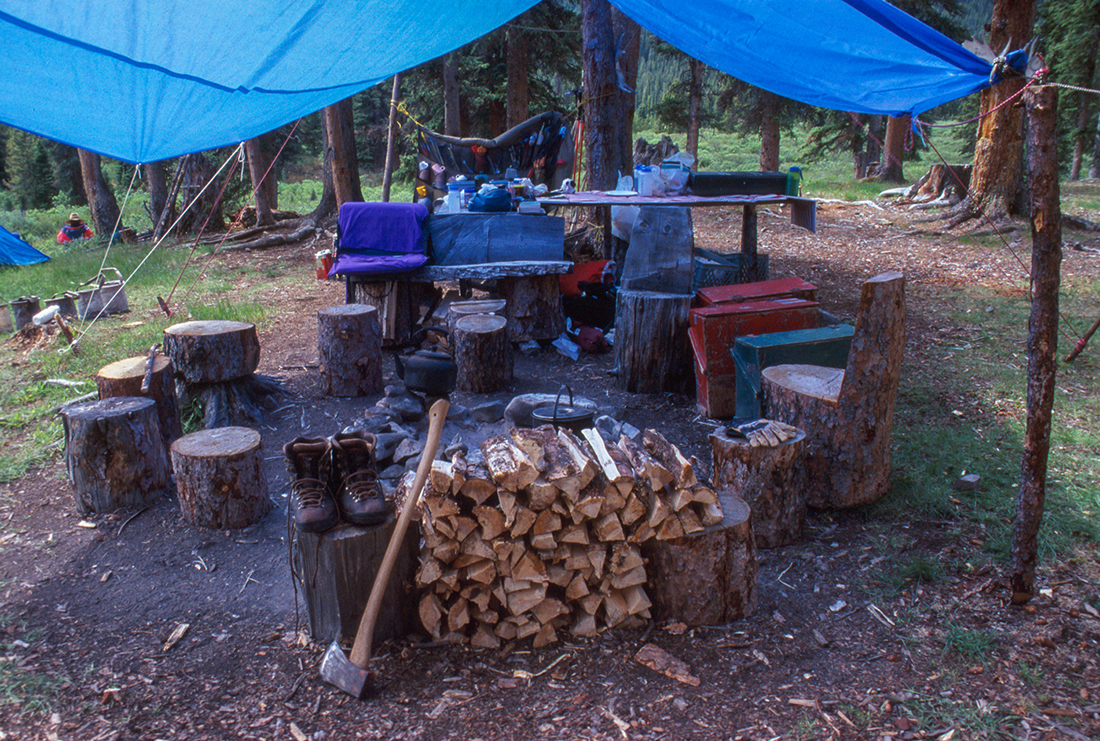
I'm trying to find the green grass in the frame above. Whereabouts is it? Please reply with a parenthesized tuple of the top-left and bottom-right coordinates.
(0, 624, 65, 716)
(942, 623, 997, 664)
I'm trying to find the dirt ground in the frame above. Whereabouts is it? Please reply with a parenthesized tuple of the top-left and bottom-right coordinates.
(2, 199, 1099, 740)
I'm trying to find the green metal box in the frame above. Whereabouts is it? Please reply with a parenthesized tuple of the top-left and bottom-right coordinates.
(732, 325, 855, 419)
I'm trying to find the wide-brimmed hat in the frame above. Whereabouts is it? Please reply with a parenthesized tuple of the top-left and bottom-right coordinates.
(66, 212, 84, 226)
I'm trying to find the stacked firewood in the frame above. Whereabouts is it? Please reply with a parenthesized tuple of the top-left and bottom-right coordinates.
(410, 426, 722, 647)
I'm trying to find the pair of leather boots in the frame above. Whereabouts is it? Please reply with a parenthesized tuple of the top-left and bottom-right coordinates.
(284, 430, 387, 532)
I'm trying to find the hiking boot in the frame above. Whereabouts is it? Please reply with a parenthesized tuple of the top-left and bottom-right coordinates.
(331, 430, 388, 526)
(284, 436, 339, 533)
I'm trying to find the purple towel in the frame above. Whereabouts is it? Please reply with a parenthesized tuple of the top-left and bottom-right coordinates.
(332, 202, 429, 277)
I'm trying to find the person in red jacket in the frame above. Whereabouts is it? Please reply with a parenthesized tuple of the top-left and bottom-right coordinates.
(57, 212, 93, 244)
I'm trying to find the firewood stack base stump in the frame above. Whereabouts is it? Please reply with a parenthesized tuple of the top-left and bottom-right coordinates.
(62, 396, 172, 515)
(171, 426, 271, 529)
(317, 304, 383, 397)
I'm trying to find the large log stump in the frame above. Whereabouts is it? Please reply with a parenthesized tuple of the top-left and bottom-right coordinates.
(498, 274, 564, 342)
(641, 492, 757, 625)
(317, 304, 383, 397)
(62, 397, 172, 514)
(447, 298, 507, 335)
(95, 353, 183, 449)
(614, 289, 693, 393)
(163, 320, 260, 384)
(762, 271, 905, 509)
(454, 313, 513, 393)
(171, 427, 271, 529)
(710, 428, 808, 548)
(296, 519, 419, 645)
(351, 280, 438, 345)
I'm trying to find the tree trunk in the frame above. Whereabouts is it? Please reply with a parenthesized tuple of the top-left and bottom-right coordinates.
(759, 89, 780, 171)
(1091, 110, 1100, 180)
(1069, 93, 1090, 181)
(686, 58, 705, 163)
(311, 114, 338, 222)
(177, 153, 225, 234)
(1010, 85, 1061, 604)
(77, 149, 122, 237)
(444, 53, 462, 137)
(382, 74, 402, 203)
(244, 136, 275, 227)
(582, 0, 627, 191)
(506, 19, 531, 130)
(145, 160, 169, 229)
(952, 0, 1036, 223)
(323, 98, 362, 211)
(875, 115, 908, 183)
(612, 8, 640, 178)
(850, 114, 867, 179)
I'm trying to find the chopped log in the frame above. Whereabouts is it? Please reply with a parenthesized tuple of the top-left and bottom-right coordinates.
(643, 429, 697, 488)
(317, 304, 383, 397)
(614, 289, 693, 393)
(163, 320, 260, 383)
(430, 460, 457, 496)
(419, 593, 445, 640)
(594, 512, 625, 542)
(62, 397, 172, 514)
(618, 436, 674, 490)
(482, 435, 538, 491)
(571, 612, 598, 637)
(642, 492, 757, 626)
(582, 428, 635, 496)
(510, 506, 538, 538)
(471, 623, 501, 649)
(710, 426, 808, 548)
(620, 491, 647, 527)
(510, 426, 556, 469)
(525, 476, 559, 511)
(95, 353, 182, 449)
(298, 518, 419, 644)
(532, 622, 559, 649)
(621, 584, 653, 616)
(498, 273, 565, 342)
(556, 429, 599, 498)
(175, 372, 287, 430)
(473, 505, 507, 540)
(171, 427, 271, 529)
(460, 463, 497, 505)
(454, 313, 513, 393)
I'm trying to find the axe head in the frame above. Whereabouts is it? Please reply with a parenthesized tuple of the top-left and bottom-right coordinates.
(319, 640, 373, 699)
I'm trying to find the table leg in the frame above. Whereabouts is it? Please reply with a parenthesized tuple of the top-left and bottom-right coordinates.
(741, 204, 759, 281)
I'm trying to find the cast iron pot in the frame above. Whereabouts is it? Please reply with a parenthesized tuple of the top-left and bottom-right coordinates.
(394, 326, 457, 397)
(531, 384, 595, 433)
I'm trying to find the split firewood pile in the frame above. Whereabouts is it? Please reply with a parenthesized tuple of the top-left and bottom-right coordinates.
(407, 425, 723, 648)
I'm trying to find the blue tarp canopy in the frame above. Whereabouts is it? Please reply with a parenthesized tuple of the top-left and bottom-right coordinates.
(0, 225, 50, 266)
(0, 0, 997, 165)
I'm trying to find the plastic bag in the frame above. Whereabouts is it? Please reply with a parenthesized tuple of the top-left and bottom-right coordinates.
(468, 187, 512, 212)
(658, 152, 695, 196)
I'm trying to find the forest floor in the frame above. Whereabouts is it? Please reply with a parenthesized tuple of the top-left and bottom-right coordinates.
(1, 196, 1099, 740)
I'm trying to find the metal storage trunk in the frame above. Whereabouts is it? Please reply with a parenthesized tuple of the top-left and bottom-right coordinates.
(732, 325, 855, 419)
(689, 324, 738, 418)
(689, 297, 820, 378)
(695, 276, 818, 307)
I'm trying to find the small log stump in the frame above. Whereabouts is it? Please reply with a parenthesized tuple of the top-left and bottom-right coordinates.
(641, 492, 757, 625)
(62, 396, 171, 514)
(614, 289, 693, 393)
(95, 354, 183, 449)
(710, 428, 808, 548)
(171, 427, 271, 529)
(454, 313, 513, 393)
(296, 520, 419, 645)
(317, 304, 383, 397)
(447, 298, 507, 335)
(498, 274, 564, 342)
(163, 320, 260, 383)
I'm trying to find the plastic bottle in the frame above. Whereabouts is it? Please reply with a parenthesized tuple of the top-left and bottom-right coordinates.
(786, 166, 803, 197)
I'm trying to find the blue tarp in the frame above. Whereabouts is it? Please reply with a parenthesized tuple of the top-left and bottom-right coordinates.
(0, 225, 50, 266)
(0, 0, 997, 165)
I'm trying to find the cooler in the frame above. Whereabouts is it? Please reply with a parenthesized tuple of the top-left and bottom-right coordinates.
(732, 325, 855, 419)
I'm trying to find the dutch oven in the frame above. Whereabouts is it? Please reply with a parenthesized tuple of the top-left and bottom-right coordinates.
(394, 326, 457, 397)
(531, 384, 596, 433)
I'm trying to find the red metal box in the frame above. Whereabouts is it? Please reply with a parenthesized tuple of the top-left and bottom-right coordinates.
(689, 324, 738, 418)
(695, 276, 818, 307)
(689, 297, 819, 377)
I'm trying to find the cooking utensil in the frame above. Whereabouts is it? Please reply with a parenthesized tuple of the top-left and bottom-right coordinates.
(393, 326, 456, 397)
(531, 384, 596, 433)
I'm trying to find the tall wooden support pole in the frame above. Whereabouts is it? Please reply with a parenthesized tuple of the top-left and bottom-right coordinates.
(1010, 85, 1062, 604)
(382, 74, 402, 203)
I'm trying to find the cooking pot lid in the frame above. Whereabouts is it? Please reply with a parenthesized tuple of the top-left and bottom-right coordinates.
(532, 403, 593, 423)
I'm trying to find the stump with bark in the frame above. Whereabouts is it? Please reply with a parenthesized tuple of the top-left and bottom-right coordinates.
(95, 353, 182, 450)
(454, 313, 513, 393)
(62, 396, 172, 514)
(296, 519, 419, 645)
(498, 274, 565, 342)
(447, 298, 507, 336)
(317, 304, 383, 397)
(709, 427, 808, 548)
(614, 290, 693, 393)
(171, 427, 271, 529)
(641, 492, 757, 625)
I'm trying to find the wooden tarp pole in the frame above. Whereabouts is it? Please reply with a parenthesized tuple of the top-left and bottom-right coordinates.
(1010, 85, 1062, 604)
(382, 73, 403, 203)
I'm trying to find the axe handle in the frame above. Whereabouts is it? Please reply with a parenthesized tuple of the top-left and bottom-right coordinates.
(349, 398, 448, 668)
(140, 344, 160, 393)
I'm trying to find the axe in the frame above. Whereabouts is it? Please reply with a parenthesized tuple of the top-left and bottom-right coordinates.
(320, 397, 448, 698)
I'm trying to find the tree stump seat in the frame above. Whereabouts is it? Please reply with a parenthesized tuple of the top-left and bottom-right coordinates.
(317, 304, 383, 397)
(62, 396, 172, 514)
(171, 427, 271, 529)
(95, 353, 182, 450)
(710, 427, 808, 548)
(454, 313, 513, 393)
(614, 289, 694, 393)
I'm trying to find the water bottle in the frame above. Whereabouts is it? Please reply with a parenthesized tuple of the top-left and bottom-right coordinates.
(786, 167, 803, 197)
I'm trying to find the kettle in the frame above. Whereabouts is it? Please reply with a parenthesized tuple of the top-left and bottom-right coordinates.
(394, 326, 457, 397)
